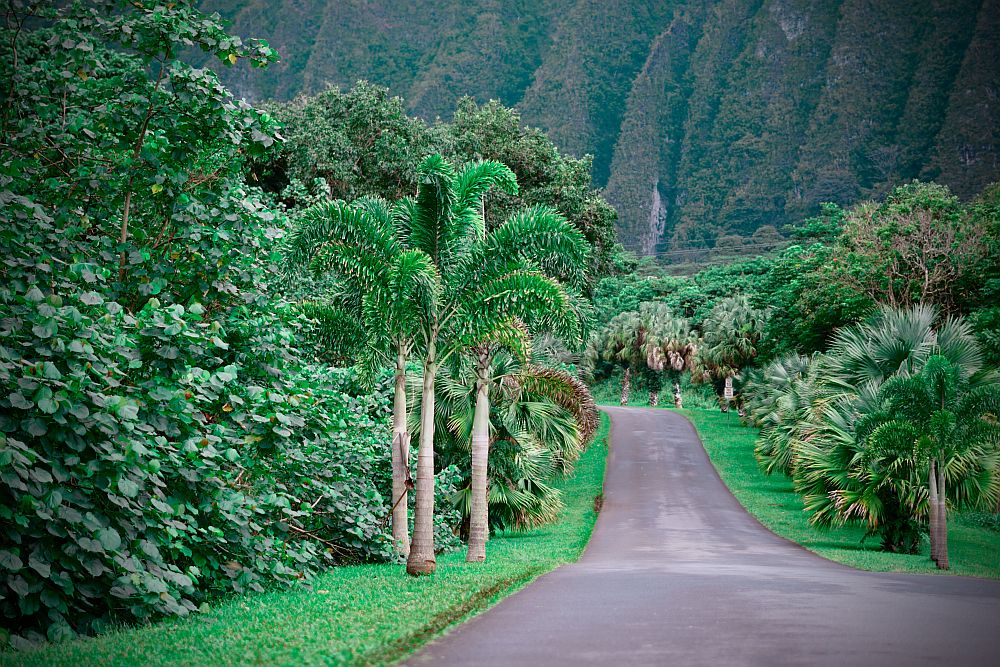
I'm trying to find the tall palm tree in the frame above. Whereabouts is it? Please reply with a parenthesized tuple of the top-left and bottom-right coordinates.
(458, 210, 589, 563)
(397, 156, 589, 574)
(283, 197, 437, 558)
(696, 295, 766, 413)
(862, 356, 1000, 568)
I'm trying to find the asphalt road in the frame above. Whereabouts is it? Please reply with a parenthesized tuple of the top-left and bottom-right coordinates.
(408, 406, 1000, 666)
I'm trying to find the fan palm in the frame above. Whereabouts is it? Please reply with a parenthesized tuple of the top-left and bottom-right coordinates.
(745, 352, 818, 476)
(424, 351, 598, 538)
(822, 303, 992, 393)
(595, 305, 663, 405)
(644, 305, 698, 408)
(597, 310, 644, 405)
(696, 295, 766, 413)
(794, 306, 999, 554)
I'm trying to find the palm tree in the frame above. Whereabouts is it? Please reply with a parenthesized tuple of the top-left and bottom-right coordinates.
(427, 351, 598, 536)
(793, 306, 999, 554)
(595, 307, 658, 405)
(458, 209, 589, 563)
(862, 356, 1000, 568)
(597, 311, 642, 405)
(696, 296, 766, 413)
(397, 156, 588, 574)
(283, 197, 437, 558)
(644, 305, 697, 408)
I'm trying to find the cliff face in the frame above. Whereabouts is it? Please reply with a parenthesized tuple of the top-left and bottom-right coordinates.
(204, 0, 1000, 253)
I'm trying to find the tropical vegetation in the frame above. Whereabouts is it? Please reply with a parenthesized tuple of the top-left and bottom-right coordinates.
(3, 0, 1000, 660)
(588, 182, 1000, 570)
(0, 0, 601, 650)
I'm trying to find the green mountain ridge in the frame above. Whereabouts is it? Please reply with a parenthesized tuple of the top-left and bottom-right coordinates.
(201, 0, 1000, 254)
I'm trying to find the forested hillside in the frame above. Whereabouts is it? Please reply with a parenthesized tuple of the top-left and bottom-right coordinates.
(201, 0, 1000, 254)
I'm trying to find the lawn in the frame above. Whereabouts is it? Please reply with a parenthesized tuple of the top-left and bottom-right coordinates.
(5, 415, 609, 667)
(684, 407, 1000, 579)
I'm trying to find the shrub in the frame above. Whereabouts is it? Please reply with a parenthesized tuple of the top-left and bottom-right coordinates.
(0, 284, 397, 646)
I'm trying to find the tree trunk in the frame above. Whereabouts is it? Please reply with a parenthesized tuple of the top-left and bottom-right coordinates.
(928, 460, 939, 565)
(406, 349, 437, 576)
(649, 390, 658, 407)
(673, 378, 682, 409)
(466, 359, 491, 562)
(391, 354, 411, 558)
(620, 368, 631, 405)
(936, 464, 949, 570)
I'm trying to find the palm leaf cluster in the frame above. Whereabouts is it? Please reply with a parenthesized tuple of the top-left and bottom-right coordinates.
(744, 352, 820, 476)
(283, 154, 592, 572)
(742, 305, 1000, 563)
(589, 302, 697, 406)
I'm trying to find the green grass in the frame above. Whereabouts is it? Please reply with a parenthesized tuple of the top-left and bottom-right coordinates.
(684, 407, 1000, 579)
(6, 416, 610, 667)
(590, 372, 718, 410)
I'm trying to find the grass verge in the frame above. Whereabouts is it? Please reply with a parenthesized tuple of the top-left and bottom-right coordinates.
(6, 415, 610, 667)
(685, 407, 1000, 579)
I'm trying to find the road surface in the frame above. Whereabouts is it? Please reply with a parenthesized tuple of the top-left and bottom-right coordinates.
(408, 407, 1000, 666)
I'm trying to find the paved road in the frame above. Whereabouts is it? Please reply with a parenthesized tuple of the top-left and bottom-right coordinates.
(409, 407, 1000, 666)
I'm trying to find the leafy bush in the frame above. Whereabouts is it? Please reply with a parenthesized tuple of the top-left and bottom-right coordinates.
(958, 511, 1000, 533)
(0, 285, 397, 645)
(0, 1, 405, 648)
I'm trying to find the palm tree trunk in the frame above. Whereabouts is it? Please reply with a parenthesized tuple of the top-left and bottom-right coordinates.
(391, 353, 411, 558)
(673, 378, 683, 409)
(466, 357, 491, 562)
(936, 463, 949, 570)
(928, 460, 939, 565)
(649, 390, 658, 407)
(620, 368, 631, 405)
(407, 347, 437, 576)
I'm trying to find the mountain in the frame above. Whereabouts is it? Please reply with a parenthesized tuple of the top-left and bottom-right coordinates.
(201, 0, 1000, 255)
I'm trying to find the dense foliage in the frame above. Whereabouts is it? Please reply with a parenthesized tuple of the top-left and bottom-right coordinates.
(0, 1, 413, 647)
(200, 0, 999, 252)
(261, 88, 620, 278)
(588, 178, 1000, 567)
